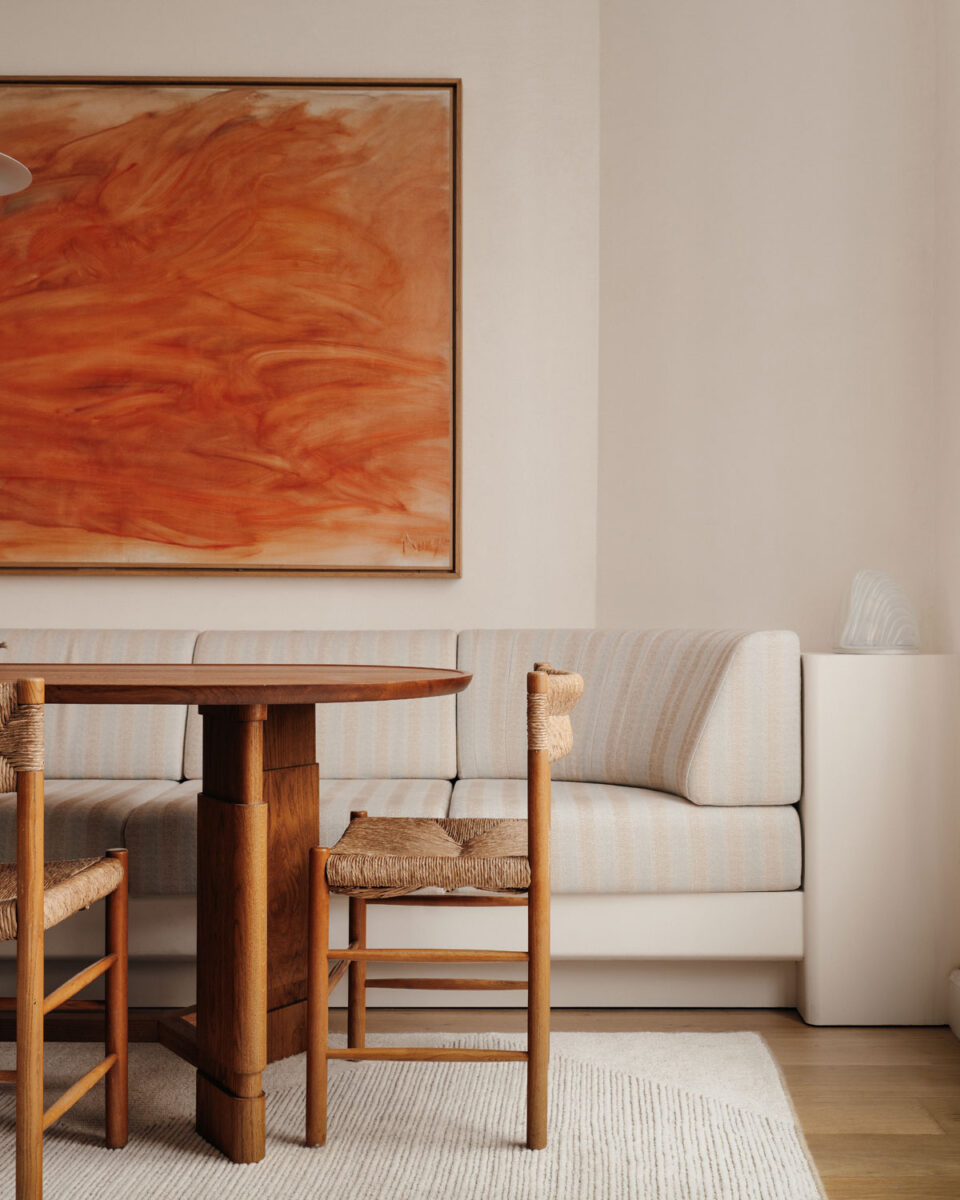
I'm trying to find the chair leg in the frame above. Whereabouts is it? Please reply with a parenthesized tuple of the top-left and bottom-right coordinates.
(105, 848, 128, 1150)
(307, 847, 331, 1147)
(526, 878, 550, 1150)
(347, 810, 367, 1054)
(16, 765, 44, 1200)
(16, 915, 43, 1200)
(347, 897, 367, 1052)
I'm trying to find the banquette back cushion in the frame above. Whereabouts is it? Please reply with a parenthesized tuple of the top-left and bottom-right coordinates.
(456, 629, 801, 805)
(0, 629, 196, 779)
(182, 629, 458, 780)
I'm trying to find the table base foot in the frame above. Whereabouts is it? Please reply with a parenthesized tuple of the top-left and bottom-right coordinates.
(196, 1071, 266, 1163)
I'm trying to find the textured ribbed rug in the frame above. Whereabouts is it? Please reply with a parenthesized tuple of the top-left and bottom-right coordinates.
(0, 1033, 825, 1199)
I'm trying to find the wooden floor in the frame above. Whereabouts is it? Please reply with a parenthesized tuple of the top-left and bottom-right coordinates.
(335, 1007, 960, 1200)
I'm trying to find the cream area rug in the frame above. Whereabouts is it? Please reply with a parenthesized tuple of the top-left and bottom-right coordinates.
(0, 1033, 825, 1200)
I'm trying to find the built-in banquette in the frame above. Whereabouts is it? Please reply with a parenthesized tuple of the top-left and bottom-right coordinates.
(0, 628, 814, 1015)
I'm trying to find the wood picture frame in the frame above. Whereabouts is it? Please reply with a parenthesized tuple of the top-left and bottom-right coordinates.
(0, 77, 461, 577)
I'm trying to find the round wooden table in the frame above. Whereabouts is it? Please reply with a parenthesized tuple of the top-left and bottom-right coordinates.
(0, 663, 472, 1163)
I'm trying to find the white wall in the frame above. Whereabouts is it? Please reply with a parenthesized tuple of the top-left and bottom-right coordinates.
(597, 0, 940, 650)
(0, 0, 599, 631)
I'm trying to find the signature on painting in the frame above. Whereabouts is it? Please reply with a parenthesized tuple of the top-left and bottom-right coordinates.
(401, 533, 447, 557)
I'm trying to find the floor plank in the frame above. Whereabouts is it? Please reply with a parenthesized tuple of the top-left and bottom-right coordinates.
(783, 1064, 960, 1096)
(805, 1133, 960, 1177)
(824, 1181, 960, 1199)
(765, 1028, 959, 1067)
(792, 1098, 944, 1136)
(923, 1098, 960, 1135)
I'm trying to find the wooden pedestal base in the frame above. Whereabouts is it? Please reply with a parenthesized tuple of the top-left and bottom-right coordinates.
(191, 702, 319, 1162)
(196, 1071, 266, 1164)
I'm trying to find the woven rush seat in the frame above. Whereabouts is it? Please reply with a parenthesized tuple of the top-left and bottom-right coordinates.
(326, 816, 530, 898)
(0, 856, 125, 941)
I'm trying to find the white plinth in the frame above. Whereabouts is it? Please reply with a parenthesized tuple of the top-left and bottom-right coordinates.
(798, 653, 960, 1025)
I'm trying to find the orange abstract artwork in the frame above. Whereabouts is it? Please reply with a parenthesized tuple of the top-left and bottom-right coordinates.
(0, 80, 458, 573)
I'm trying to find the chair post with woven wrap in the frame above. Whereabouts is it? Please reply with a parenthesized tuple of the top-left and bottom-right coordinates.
(306, 664, 583, 1151)
(0, 679, 128, 1200)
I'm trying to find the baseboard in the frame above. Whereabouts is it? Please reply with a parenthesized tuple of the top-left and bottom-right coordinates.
(353, 960, 798, 1009)
(0, 890, 801, 1012)
(0, 956, 797, 1011)
(0, 891, 804, 962)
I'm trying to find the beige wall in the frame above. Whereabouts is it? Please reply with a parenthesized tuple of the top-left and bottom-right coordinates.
(3, 1, 953, 648)
(597, 0, 940, 650)
(937, 0, 960, 651)
(1, 0, 599, 631)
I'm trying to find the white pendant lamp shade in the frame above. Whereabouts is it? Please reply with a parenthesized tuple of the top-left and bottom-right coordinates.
(0, 152, 32, 196)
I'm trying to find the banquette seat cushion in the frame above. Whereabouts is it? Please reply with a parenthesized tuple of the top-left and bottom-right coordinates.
(449, 779, 801, 893)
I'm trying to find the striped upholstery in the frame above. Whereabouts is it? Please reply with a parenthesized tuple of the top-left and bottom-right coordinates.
(450, 779, 801, 894)
(687, 634, 801, 805)
(0, 779, 176, 865)
(456, 630, 800, 806)
(0, 630, 197, 779)
(121, 780, 203, 897)
(124, 777, 452, 895)
(315, 778, 452, 846)
(0, 626, 804, 897)
(184, 631, 457, 780)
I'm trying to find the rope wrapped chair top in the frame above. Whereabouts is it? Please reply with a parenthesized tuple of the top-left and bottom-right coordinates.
(0, 680, 125, 941)
(527, 661, 583, 761)
(0, 680, 44, 791)
(324, 665, 584, 899)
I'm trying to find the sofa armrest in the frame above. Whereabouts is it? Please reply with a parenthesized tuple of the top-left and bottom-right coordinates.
(685, 630, 800, 805)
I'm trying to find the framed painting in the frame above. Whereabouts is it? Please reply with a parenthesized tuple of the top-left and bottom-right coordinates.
(0, 77, 460, 575)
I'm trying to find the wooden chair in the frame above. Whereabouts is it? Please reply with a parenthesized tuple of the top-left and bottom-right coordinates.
(0, 679, 128, 1200)
(306, 663, 583, 1150)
